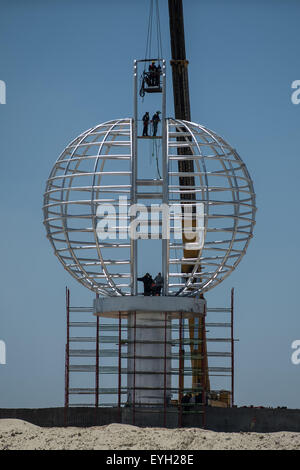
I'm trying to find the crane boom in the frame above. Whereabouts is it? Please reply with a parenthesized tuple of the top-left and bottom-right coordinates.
(168, 0, 210, 395)
(168, 0, 197, 274)
(168, 0, 191, 121)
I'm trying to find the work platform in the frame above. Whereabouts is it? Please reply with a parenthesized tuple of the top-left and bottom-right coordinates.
(143, 86, 162, 94)
(137, 136, 162, 139)
(93, 295, 206, 318)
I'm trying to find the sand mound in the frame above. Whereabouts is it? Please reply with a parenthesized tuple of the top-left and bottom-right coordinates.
(0, 419, 39, 432)
(0, 419, 300, 450)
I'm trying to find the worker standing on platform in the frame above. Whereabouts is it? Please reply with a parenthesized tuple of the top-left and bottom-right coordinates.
(154, 272, 164, 295)
(149, 61, 157, 85)
(152, 111, 161, 136)
(142, 111, 150, 136)
(137, 273, 153, 296)
(155, 63, 161, 86)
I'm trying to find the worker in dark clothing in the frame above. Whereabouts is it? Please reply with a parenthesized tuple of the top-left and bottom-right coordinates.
(154, 272, 164, 295)
(156, 64, 161, 86)
(142, 112, 150, 136)
(195, 393, 202, 405)
(137, 273, 153, 296)
(149, 61, 157, 86)
(150, 278, 156, 296)
(181, 393, 192, 412)
(152, 111, 161, 136)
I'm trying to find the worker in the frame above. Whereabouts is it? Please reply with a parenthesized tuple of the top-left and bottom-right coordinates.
(150, 278, 156, 296)
(195, 393, 202, 405)
(142, 112, 150, 136)
(149, 61, 157, 86)
(137, 273, 153, 296)
(154, 272, 164, 295)
(152, 111, 161, 136)
(181, 393, 192, 412)
(156, 63, 161, 86)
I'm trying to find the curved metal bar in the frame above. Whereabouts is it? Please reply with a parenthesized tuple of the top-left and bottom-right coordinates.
(91, 119, 128, 296)
(166, 119, 256, 296)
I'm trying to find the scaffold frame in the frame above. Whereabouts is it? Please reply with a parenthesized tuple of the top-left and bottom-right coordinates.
(64, 287, 235, 427)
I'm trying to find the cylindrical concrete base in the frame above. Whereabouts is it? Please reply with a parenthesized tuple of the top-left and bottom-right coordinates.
(127, 312, 171, 406)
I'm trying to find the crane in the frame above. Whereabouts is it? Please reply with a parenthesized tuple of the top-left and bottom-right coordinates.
(168, 0, 210, 397)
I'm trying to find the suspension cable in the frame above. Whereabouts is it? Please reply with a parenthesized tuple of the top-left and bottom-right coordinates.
(155, 0, 163, 60)
(144, 0, 163, 65)
(144, 0, 154, 67)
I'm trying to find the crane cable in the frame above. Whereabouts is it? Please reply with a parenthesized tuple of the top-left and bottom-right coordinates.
(140, 0, 163, 98)
(144, 0, 163, 68)
(153, 138, 161, 179)
(155, 0, 163, 60)
(144, 1, 163, 179)
(148, 127, 161, 179)
(144, 0, 153, 66)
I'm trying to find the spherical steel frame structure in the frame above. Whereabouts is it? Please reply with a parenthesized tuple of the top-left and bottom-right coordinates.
(43, 118, 256, 297)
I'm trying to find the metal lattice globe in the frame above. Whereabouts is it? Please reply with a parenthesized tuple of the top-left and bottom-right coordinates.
(43, 118, 256, 296)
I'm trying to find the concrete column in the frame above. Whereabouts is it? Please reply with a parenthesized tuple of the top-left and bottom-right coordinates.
(127, 312, 172, 406)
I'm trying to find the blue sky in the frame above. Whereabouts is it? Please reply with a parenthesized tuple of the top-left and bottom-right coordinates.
(0, 0, 300, 409)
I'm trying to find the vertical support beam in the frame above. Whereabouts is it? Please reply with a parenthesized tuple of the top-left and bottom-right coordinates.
(131, 60, 138, 295)
(162, 60, 169, 295)
(178, 311, 183, 427)
(164, 312, 167, 427)
(118, 311, 122, 418)
(133, 311, 137, 425)
(231, 287, 235, 407)
(201, 310, 206, 428)
(64, 287, 70, 426)
(179, 313, 184, 398)
(95, 313, 99, 408)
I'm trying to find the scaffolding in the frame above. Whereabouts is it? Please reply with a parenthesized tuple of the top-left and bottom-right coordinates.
(64, 287, 235, 427)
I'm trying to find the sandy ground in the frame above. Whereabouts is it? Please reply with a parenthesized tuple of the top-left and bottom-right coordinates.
(0, 419, 300, 450)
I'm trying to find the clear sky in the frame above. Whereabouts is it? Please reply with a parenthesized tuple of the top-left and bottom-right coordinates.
(0, 0, 300, 409)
